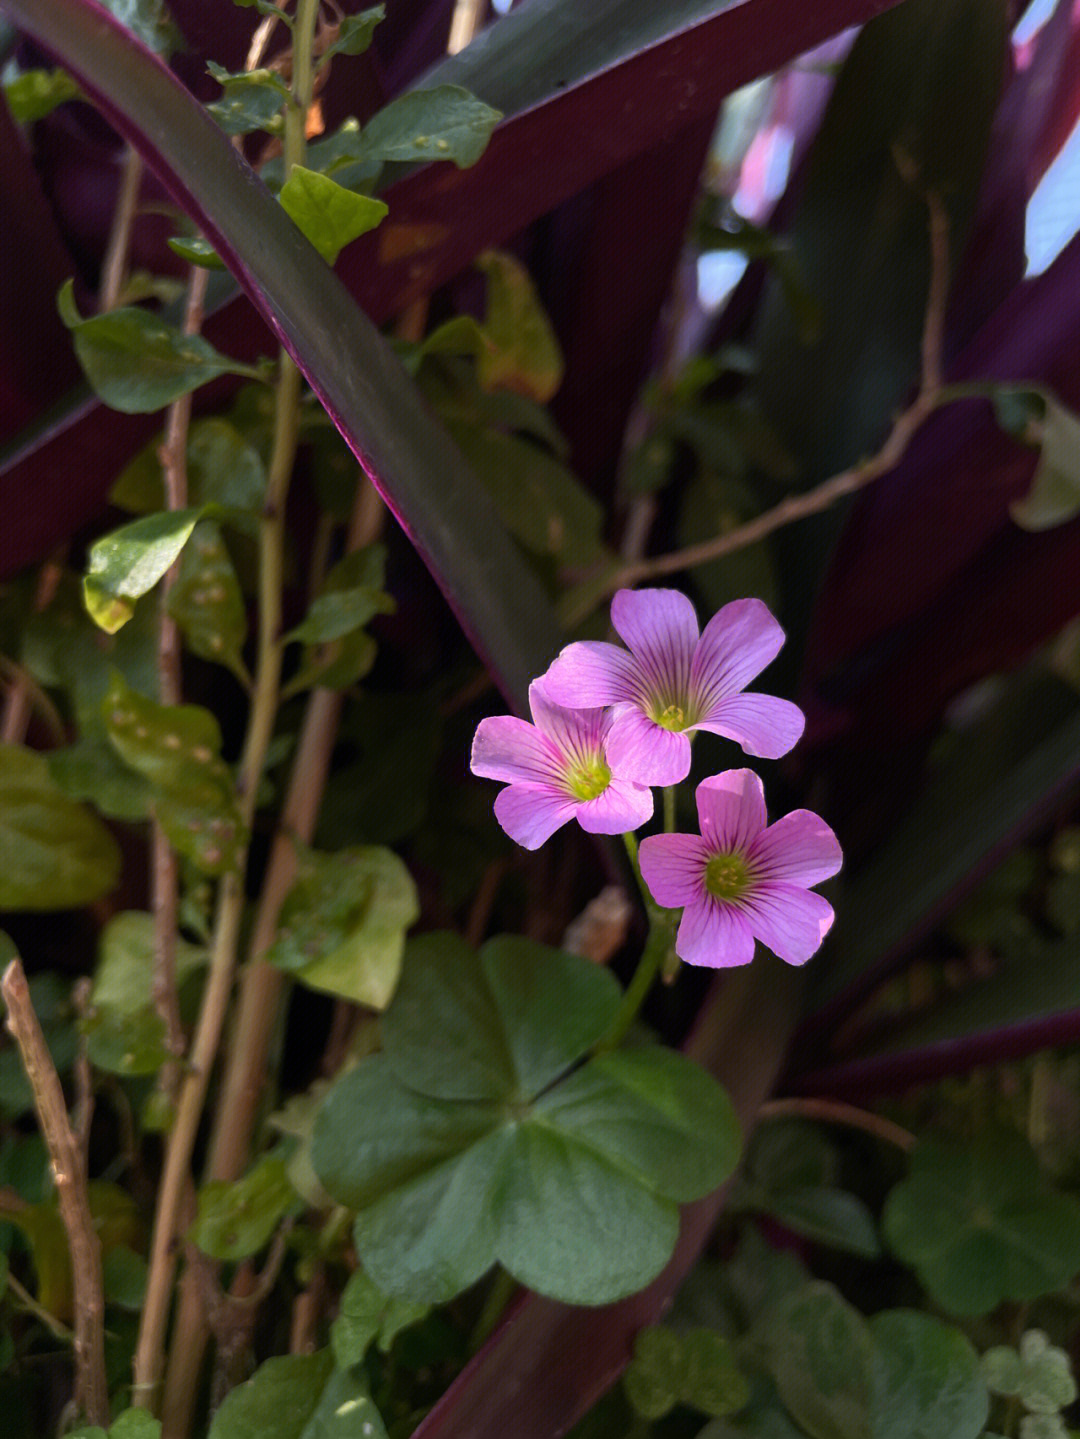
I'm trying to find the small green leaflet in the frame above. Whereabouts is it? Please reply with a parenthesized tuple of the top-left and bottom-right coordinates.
(3, 67, 80, 121)
(206, 62, 289, 137)
(207, 1350, 387, 1439)
(84, 507, 203, 633)
(0, 744, 121, 911)
(167, 235, 226, 270)
(320, 6, 384, 62)
(330, 1269, 427, 1369)
(282, 544, 395, 696)
(279, 168, 388, 264)
(982, 1331, 1078, 1415)
(1007, 391, 1080, 532)
(57, 280, 256, 414)
(476, 250, 564, 402)
(358, 84, 502, 169)
(167, 521, 250, 684)
(624, 1326, 749, 1421)
(189, 1154, 297, 1261)
(110, 416, 268, 520)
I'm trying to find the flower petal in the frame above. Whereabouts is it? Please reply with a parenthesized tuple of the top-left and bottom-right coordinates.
(695, 693, 805, 759)
(691, 597, 786, 704)
(527, 679, 607, 764)
(748, 810, 842, 886)
(576, 776, 654, 835)
(639, 833, 709, 908)
(471, 715, 561, 785)
(541, 641, 641, 708)
(493, 785, 577, 851)
(611, 588, 698, 699)
(695, 770, 767, 853)
(605, 705, 691, 786)
(676, 897, 757, 968)
(743, 883, 835, 965)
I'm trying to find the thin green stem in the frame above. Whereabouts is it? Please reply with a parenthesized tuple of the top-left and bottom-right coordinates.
(597, 835, 676, 1050)
(663, 785, 676, 834)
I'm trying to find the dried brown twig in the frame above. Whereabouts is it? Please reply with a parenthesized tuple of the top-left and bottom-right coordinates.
(1, 957, 108, 1426)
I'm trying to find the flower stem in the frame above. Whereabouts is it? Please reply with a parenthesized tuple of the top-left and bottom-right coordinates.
(663, 784, 676, 833)
(598, 835, 676, 1050)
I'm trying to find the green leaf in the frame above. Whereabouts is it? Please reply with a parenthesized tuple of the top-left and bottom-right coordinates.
(313, 935, 739, 1305)
(0, 744, 121, 910)
(189, 1155, 296, 1261)
(109, 1410, 161, 1439)
(84, 507, 203, 633)
(266, 844, 419, 1008)
(1009, 394, 1080, 532)
(104, 672, 246, 874)
(99, 0, 178, 55)
(624, 1326, 748, 1420)
(208, 1350, 386, 1439)
(883, 1133, 1080, 1314)
(330, 1269, 427, 1369)
(166, 235, 226, 269)
(284, 546, 394, 695)
(321, 6, 384, 61)
(475, 250, 563, 402)
(683, 1329, 752, 1419)
(279, 168, 388, 265)
(102, 1245, 148, 1310)
(3, 67, 79, 121)
(57, 279, 250, 413)
(770, 1284, 988, 1439)
(759, 1187, 880, 1260)
(359, 85, 501, 169)
(206, 62, 289, 137)
(110, 417, 268, 518)
(83, 911, 206, 1075)
(624, 1325, 683, 1419)
(982, 1331, 1077, 1414)
(167, 521, 250, 682)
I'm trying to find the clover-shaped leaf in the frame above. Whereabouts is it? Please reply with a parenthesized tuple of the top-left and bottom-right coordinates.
(982, 1331, 1077, 1415)
(312, 933, 740, 1305)
(266, 843, 418, 1009)
(769, 1283, 988, 1439)
(624, 1325, 748, 1420)
(883, 1132, 1080, 1314)
(104, 672, 246, 874)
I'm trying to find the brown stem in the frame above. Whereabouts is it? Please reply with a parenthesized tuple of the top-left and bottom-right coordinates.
(99, 148, 144, 312)
(757, 1096, 916, 1152)
(1, 957, 108, 1426)
(0, 554, 66, 746)
(581, 188, 953, 611)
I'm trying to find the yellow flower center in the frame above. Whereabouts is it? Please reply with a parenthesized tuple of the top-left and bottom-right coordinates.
(704, 852, 752, 901)
(655, 703, 687, 732)
(567, 756, 612, 801)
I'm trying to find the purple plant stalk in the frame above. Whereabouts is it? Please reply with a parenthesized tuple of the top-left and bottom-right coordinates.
(470, 678, 653, 849)
(639, 769, 841, 968)
(542, 590, 805, 786)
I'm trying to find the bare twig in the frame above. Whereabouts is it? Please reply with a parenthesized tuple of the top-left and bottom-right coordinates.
(1, 957, 108, 1425)
(6, 1268, 74, 1342)
(71, 979, 95, 1158)
(583, 185, 953, 609)
(289, 1266, 324, 1355)
(465, 858, 510, 947)
(757, 1096, 916, 1152)
(0, 554, 66, 746)
(99, 148, 144, 313)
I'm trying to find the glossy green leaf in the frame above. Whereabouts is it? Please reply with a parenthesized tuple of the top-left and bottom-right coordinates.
(207, 1349, 385, 1439)
(104, 672, 246, 874)
(57, 279, 252, 413)
(189, 1154, 296, 1261)
(111, 417, 268, 518)
(166, 235, 226, 269)
(102, 1245, 148, 1311)
(3, 67, 79, 121)
(330, 1269, 427, 1369)
(49, 739, 152, 822)
(0, 744, 121, 910)
(359, 85, 501, 169)
(167, 521, 250, 682)
(206, 62, 289, 137)
(770, 1284, 988, 1439)
(320, 6, 384, 61)
(313, 934, 739, 1305)
(883, 1133, 1080, 1314)
(279, 169, 388, 265)
(84, 507, 203, 632)
(475, 250, 564, 403)
(266, 844, 419, 1009)
(1009, 394, 1080, 532)
(285, 546, 395, 645)
(83, 911, 206, 1075)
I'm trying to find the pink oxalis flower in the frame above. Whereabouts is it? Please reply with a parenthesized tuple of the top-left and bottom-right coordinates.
(638, 769, 841, 968)
(471, 678, 653, 850)
(541, 589, 805, 786)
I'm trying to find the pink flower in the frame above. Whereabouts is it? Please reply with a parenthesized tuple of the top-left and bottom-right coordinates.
(638, 769, 841, 968)
(541, 589, 805, 787)
(471, 679, 653, 850)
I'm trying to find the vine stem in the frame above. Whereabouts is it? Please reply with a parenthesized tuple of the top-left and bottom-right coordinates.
(132, 3, 319, 1410)
(566, 185, 953, 621)
(1, 957, 108, 1426)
